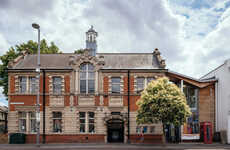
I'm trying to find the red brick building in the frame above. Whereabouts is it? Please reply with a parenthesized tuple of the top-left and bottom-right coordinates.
(7, 27, 216, 143)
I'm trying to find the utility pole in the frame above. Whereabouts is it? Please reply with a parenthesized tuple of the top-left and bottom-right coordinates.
(32, 23, 40, 146)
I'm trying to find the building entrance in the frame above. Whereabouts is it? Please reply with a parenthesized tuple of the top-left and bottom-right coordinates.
(107, 119, 124, 143)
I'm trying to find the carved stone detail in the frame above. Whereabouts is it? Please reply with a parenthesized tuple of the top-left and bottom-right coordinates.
(50, 96, 64, 107)
(78, 96, 95, 106)
(153, 48, 166, 69)
(68, 49, 105, 70)
(109, 96, 123, 107)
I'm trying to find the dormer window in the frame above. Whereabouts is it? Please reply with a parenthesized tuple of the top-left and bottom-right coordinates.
(80, 63, 95, 94)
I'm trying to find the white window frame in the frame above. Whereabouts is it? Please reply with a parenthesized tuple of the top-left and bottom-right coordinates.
(29, 76, 37, 94)
(18, 112, 27, 132)
(19, 76, 27, 93)
(52, 77, 62, 94)
(52, 112, 62, 133)
(80, 63, 95, 94)
(111, 77, 121, 93)
(79, 112, 95, 133)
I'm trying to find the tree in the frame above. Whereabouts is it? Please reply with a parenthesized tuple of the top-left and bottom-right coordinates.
(0, 39, 62, 98)
(74, 49, 85, 54)
(136, 77, 191, 143)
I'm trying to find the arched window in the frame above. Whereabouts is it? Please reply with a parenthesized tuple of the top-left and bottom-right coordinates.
(80, 63, 95, 93)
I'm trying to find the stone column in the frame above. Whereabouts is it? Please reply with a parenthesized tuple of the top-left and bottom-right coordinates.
(75, 70, 79, 94)
(26, 112, 30, 133)
(180, 80, 184, 92)
(95, 71, 99, 94)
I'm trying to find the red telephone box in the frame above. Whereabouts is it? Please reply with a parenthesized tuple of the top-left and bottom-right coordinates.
(200, 122, 212, 144)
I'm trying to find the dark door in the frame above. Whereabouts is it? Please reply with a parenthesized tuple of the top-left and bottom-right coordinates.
(107, 119, 124, 143)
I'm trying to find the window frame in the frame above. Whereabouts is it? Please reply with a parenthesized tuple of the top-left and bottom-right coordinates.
(147, 77, 155, 84)
(88, 112, 95, 133)
(52, 112, 62, 133)
(136, 77, 145, 93)
(111, 77, 121, 93)
(29, 77, 37, 94)
(80, 63, 95, 94)
(19, 76, 27, 93)
(52, 77, 62, 95)
(18, 112, 27, 132)
(29, 112, 36, 133)
(79, 112, 86, 133)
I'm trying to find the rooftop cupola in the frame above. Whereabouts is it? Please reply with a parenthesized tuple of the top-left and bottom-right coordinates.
(86, 25, 98, 56)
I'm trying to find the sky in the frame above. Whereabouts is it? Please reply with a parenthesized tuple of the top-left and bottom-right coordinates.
(0, 0, 230, 106)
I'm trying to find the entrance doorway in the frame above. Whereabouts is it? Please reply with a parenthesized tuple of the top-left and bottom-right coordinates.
(107, 119, 124, 143)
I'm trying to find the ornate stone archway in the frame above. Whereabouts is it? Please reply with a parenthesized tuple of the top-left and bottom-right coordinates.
(103, 113, 128, 143)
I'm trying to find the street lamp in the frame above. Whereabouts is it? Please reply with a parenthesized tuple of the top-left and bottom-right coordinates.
(32, 23, 40, 146)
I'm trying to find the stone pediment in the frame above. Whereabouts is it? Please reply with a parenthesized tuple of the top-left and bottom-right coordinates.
(69, 49, 105, 70)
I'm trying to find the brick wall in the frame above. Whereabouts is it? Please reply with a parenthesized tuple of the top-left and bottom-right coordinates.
(26, 134, 105, 143)
(103, 76, 109, 94)
(10, 76, 15, 93)
(199, 84, 215, 132)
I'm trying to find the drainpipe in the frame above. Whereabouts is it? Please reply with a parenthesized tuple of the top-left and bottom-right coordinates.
(42, 69, 46, 144)
(127, 70, 130, 143)
(215, 80, 218, 132)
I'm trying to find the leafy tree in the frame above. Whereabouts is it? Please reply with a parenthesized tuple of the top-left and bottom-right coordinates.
(0, 39, 61, 98)
(136, 77, 191, 143)
(74, 49, 85, 54)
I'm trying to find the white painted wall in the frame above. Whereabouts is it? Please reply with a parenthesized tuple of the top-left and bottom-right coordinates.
(201, 59, 230, 137)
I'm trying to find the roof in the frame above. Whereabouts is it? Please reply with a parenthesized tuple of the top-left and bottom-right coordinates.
(10, 52, 163, 70)
(12, 54, 73, 70)
(0, 106, 8, 113)
(100, 53, 160, 69)
(167, 70, 217, 88)
(168, 70, 217, 83)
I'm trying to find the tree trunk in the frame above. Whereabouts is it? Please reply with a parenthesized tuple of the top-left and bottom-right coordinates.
(162, 124, 166, 147)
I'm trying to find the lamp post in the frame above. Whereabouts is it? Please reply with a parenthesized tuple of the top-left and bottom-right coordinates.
(32, 23, 40, 146)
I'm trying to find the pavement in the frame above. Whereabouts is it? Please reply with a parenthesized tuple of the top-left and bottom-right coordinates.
(0, 143, 230, 150)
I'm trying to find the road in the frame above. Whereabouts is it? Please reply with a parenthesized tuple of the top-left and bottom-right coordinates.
(0, 143, 229, 150)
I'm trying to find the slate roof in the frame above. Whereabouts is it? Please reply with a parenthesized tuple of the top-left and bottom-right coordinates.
(13, 54, 73, 69)
(11, 53, 162, 70)
(100, 53, 160, 69)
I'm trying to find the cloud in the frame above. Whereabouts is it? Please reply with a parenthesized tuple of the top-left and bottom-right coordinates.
(83, 0, 186, 64)
(0, 33, 10, 56)
(1, 0, 230, 80)
(0, 0, 55, 17)
(0, 87, 7, 107)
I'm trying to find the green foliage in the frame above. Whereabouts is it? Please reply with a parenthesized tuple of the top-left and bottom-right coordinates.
(0, 39, 61, 98)
(136, 77, 191, 126)
(74, 49, 85, 54)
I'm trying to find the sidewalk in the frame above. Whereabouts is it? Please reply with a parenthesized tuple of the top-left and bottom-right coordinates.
(0, 143, 229, 149)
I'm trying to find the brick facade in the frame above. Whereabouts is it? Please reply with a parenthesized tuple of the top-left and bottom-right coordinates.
(7, 43, 216, 143)
(7, 70, 216, 143)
